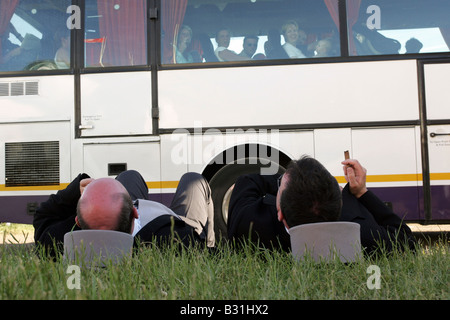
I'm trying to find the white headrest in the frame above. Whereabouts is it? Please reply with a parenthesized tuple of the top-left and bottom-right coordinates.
(64, 230, 133, 267)
(289, 222, 361, 263)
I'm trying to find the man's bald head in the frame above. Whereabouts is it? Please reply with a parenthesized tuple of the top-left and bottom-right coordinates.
(76, 178, 135, 233)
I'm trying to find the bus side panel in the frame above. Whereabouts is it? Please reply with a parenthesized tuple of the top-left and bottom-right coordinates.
(79, 72, 153, 137)
(424, 63, 450, 221)
(425, 63, 450, 120)
(0, 75, 73, 122)
(158, 60, 419, 129)
(351, 127, 421, 220)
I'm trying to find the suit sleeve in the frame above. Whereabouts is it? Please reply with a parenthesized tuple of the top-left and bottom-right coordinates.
(341, 184, 416, 254)
(227, 174, 290, 251)
(33, 173, 90, 249)
(228, 174, 277, 215)
(358, 189, 416, 251)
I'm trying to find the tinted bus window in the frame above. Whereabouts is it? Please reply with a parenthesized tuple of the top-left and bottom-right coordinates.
(162, 0, 340, 64)
(349, 0, 450, 56)
(85, 0, 147, 67)
(0, 0, 71, 72)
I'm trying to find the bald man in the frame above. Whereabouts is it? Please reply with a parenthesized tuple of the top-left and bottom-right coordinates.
(33, 170, 214, 257)
(75, 177, 136, 232)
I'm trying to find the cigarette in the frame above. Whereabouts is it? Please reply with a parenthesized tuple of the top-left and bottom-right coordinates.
(344, 150, 350, 160)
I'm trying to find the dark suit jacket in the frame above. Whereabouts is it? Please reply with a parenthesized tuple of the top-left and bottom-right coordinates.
(340, 184, 416, 254)
(227, 174, 290, 251)
(227, 174, 416, 254)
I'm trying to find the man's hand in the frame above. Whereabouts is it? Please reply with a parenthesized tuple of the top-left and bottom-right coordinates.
(80, 178, 94, 196)
(341, 159, 368, 198)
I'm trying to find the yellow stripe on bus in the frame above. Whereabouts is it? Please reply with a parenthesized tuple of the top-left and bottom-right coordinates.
(0, 184, 70, 192)
(335, 172, 450, 184)
(430, 172, 450, 180)
(335, 174, 422, 184)
(146, 181, 179, 189)
(0, 181, 179, 191)
(1, 173, 449, 192)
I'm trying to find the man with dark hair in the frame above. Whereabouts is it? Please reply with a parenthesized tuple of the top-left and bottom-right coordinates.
(405, 37, 423, 54)
(239, 35, 259, 60)
(227, 155, 341, 251)
(227, 155, 416, 254)
(279, 156, 342, 227)
(34, 170, 215, 257)
(214, 27, 243, 62)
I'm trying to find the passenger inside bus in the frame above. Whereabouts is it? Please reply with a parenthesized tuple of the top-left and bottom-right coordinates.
(281, 20, 307, 59)
(353, 25, 401, 56)
(296, 29, 317, 58)
(313, 38, 338, 57)
(54, 30, 70, 69)
(238, 35, 259, 60)
(0, 0, 70, 72)
(174, 25, 201, 64)
(264, 29, 289, 60)
(0, 23, 22, 70)
(1, 33, 41, 72)
(214, 27, 244, 62)
(197, 33, 219, 63)
(405, 38, 423, 54)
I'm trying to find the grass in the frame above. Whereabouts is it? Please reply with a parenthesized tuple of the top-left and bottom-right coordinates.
(0, 224, 448, 300)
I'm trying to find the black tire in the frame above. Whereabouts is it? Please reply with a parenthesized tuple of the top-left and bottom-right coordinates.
(209, 158, 285, 241)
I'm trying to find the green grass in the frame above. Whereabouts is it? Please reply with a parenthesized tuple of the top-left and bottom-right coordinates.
(0, 232, 448, 300)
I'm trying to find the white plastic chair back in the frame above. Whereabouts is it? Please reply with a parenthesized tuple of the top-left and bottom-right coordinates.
(64, 230, 133, 267)
(289, 222, 361, 263)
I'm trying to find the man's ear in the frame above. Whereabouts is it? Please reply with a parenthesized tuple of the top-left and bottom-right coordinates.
(277, 209, 290, 230)
(129, 207, 139, 235)
(277, 209, 284, 222)
(75, 216, 81, 228)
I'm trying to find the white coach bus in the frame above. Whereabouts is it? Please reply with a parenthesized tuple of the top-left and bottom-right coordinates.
(0, 0, 449, 238)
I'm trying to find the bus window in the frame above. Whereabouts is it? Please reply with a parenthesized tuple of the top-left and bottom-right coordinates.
(85, 0, 147, 68)
(349, 0, 450, 56)
(162, 0, 340, 65)
(0, 0, 70, 72)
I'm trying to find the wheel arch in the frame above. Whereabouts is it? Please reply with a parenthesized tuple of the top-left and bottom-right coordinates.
(201, 142, 292, 182)
(201, 143, 292, 241)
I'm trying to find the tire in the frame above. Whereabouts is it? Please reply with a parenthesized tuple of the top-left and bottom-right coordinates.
(209, 158, 285, 241)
